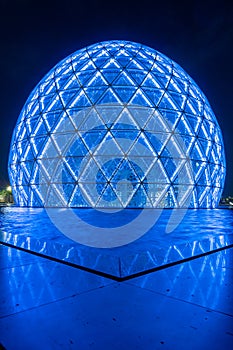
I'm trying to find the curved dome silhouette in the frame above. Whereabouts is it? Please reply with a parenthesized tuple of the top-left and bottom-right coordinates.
(8, 40, 226, 208)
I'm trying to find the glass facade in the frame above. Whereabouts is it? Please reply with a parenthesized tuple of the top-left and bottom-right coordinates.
(8, 40, 226, 208)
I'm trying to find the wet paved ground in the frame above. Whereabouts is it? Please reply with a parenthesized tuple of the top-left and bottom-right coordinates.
(0, 243, 233, 349)
(1, 207, 233, 278)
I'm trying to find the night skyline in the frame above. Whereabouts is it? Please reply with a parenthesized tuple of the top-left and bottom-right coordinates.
(1, 0, 232, 196)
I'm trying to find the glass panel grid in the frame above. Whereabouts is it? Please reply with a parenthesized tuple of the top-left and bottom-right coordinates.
(8, 40, 226, 208)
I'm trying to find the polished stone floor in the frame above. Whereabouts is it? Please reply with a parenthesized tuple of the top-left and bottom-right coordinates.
(1, 207, 233, 278)
(0, 243, 233, 349)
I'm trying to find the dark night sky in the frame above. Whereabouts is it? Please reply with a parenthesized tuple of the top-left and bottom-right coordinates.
(0, 0, 232, 195)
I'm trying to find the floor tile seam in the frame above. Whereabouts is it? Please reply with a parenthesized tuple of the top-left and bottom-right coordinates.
(1, 242, 233, 283)
(0, 241, 121, 281)
(123, 281, 233, 318)
(0, 282, 117, 320)
(119, 244, 233, 281)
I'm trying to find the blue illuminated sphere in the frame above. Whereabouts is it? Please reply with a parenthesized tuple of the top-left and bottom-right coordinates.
(8, 40, 226, 208)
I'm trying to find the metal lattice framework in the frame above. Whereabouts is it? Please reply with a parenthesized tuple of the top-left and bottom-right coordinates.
(8, 40, 225, 208)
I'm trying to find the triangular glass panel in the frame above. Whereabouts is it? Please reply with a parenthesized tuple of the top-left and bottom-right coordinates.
(93, 57, 110, 69)
(151, 183, 169, 208)
(115, 52, 131, 65)
(117, 182, 140, 207)
(96, 157, 123, 182)
(39, 79, 55, 94)
(54, 75, 72, 90)
(75, 71, 94, 86)
(198, 122, 210, 141)
(166, 134, 186, 159)
(23, 146, 35, 161)
(68, 90, 92, 108)
(33, 136, 47, 156)
(190, 141, 203, 161)
(33, 118, 48, 137)
(30, 191, 43, 207)
(25, 160, 35, 176)
(97, 88, 121, 104)
(94, 157, 119, 182)
(146, 159, 169, 184)
(46, 184, 66, 207)
(81, 130, 107, 151)
(69, 184, 89, 207)
(84, 87, 108, 104)
(79, 182, 99, 207)
(150, 73, 170, 89)
(174, 184, 193, 207)
(127, 58, 145, 70)
(159, 109, 181, 130)
(101, 70, 121, 84)
(134, 56, 153, 71)
(114, 108, 139, 129)
(144, 131, 170, 154)
(59, 90, 80, 107)
(175, 134, 195, 155)
(198, 167, 209, 186)
(78, 157, 100, 183)
(127, 69, 147, 85)
(203, 119, 215, 137)
(169, 91, 187, 110)
(158, 92, 178, 110)
(127, 106, 153, 129)
(184, 99, 197, 116)
(174, 161, 194, 185)
(25, 116, 39, 135)
(141, 88, 164, 106)
(145, 113, 169, 133)
(43, 111, 62, 132)
(47, 96, 64, 113)
(53, 113, 75, 133)
(167, 77, 183, 93)
(39, 94, 56, 111)
(160, 157, 177, 180)
(66, 131, 89, 155)
(101, 58, 121, 71)
(110, 130, 139, 153)
(62, 75, 81, 90)
(51, 132, 75, 155)
(172, 76, 189, 93)
(65, 156, 85, 180)
(114, 87, 137, 103)
(38, 157, 59, 177)
(111, 159, 139, 183)
(97, 183, 123, 208)
(40, 137, 58, 158)
(113, 72, 135, 86)
(198, 139, 211, 158)
(95, 104, 123, 125)
(141, 73, 161, 89)
(185, 114, 201, 134)
(86, 72, 109, 87)
(61, 183, 75, 203)
(175, 115, 194, 136)
(93, 137, 123, 157)
(129, 156, 156, 180)
(129, 89, 153, 107)
(79, 60, 96, 72)
(78, 108, 107, 131)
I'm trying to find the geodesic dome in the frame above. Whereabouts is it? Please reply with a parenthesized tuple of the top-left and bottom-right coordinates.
(8, 40, 226, 208)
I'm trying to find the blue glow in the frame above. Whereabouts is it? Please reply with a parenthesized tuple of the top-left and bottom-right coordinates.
(8, 40, 226, 208)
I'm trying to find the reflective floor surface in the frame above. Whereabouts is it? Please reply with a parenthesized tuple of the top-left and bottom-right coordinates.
(0, 207, 233, 278)
(0, 244, 233, 349)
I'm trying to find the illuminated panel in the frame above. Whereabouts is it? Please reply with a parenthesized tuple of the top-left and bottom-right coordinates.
(8, 41, 226, 208)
